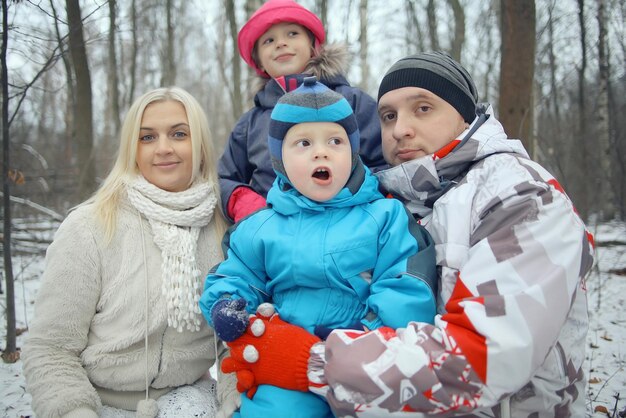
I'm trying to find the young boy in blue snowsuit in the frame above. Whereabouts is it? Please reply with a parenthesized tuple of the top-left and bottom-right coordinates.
(200, 78, 437, 418)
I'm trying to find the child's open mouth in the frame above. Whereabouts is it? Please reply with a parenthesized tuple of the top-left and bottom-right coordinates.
(312, 168, 331, 184)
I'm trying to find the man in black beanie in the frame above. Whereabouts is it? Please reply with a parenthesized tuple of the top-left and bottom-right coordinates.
(218, 51, 595, 418)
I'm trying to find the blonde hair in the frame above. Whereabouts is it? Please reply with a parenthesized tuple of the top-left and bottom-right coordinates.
(88, 87, 227, 241)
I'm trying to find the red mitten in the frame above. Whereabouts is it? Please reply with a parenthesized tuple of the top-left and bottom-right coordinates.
(222, 311, 320, 396)
(227, 187, 267, 222)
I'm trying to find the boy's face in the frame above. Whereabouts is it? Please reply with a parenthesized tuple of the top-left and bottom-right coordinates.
(256, 22, 313, 78)
(282, 122, 352, 202)
(377, 87, 468, 166)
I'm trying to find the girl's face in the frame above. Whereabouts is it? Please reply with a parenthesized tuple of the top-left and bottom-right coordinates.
(255, 22, 313, 78)
(135, 100, 194, 192)
(377, 87, 468, 166)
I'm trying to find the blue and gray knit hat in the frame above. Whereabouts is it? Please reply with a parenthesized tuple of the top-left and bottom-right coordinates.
(269, 76, 360, 178)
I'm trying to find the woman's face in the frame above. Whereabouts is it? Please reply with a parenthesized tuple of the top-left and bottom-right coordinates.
(135, 100, 194, 192)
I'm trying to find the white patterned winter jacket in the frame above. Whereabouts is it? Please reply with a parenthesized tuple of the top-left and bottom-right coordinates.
(22, 198, 225, 418)
(306, 106, 595, 417)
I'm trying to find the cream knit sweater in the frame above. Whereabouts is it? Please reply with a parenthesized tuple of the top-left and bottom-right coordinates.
(22, 198, 224, 418)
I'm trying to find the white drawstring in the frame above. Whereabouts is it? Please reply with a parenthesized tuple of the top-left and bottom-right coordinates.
(135, 212, 160, 417)
(138, 213, 150, 401)
(500, 397, 511, 418)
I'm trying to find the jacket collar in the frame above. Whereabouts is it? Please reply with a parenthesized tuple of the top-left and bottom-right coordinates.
(267, 161, 383, 215)
(375, 106, 528, 218)
(254, 43, 351, 109)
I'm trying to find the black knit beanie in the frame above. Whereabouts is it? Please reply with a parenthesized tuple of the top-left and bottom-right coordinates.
(377, 51, 478, 123)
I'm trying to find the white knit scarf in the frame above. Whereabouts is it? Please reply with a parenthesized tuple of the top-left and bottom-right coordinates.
(126, 176, 217, 332)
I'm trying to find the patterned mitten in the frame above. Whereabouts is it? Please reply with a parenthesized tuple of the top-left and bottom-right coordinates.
(222, 309, 320, 396)
(211, 298, 249, 342)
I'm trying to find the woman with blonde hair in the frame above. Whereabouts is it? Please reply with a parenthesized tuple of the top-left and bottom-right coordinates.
(23, 87, 231, 418)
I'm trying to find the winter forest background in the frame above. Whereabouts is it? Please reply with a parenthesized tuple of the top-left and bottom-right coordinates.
(0, 0, 625, 416)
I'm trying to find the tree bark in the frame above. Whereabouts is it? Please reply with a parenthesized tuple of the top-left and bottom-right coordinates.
(447, 0, 465, 62)
(107, 0, 120, 135)
(1, 0, 18, 363)
(66, 0, 95, 202)
(427, 0, 440, 51)
(225, 0, 243, 117)
(161, 0, 176, 86)
(50, 0, 76, 168)
(596, 0, 615, 219)
(128, 0, 137, 106)
(405, 0, 426, 52)
(358, 0, 369, 92)
(316, 0, 328, 28)
(498, 0, 535, 154)
(576, 0, 589, 220)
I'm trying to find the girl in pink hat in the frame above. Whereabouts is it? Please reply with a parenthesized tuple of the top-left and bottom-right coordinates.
(217, 0, 387, 224)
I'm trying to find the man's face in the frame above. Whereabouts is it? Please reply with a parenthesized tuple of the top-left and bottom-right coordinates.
(377, 87, 468, 166)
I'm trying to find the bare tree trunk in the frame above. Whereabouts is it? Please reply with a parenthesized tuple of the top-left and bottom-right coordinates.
(66, 0, 95, 201)
(225, 0, 242, 117)
(547, 2, 561, 135)
(498, 0, 535, 154)
(50, 0, 75, 168)
(1, 0, 18, 363)
(576, 0, 589, 220)
(107, 0, 120, 134)
(596, 0, 615, 219)
(316, 0, 328, 28)
(243, 0, 263, 93)
(405, 0, 426, 52)
(102, 0, 121, 177)
(427, 0, 440, 51)
(128, 0, 137, 106)
(358, 0, 369, 92)
(447, 0, 465, 62)
(161, 0, 176, 86)
(480, 0, 499, 101)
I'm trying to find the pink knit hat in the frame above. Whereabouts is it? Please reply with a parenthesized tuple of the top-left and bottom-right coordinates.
(237, 0, 326, 77)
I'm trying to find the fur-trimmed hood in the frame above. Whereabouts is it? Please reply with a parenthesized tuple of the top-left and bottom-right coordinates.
(253, 43, 351, 92)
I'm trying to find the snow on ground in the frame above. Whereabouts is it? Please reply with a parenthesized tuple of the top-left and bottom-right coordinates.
(1, 222, 625, 417)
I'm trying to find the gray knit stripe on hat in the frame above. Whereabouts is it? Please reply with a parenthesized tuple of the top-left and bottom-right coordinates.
(377, 51, 478, 123)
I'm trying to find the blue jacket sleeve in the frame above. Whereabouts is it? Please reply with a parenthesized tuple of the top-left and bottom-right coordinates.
(199, 215, 271, 326)
(363, 201, 437, 330)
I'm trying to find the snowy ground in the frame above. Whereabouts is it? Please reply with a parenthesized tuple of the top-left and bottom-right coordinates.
(1, 221, 625, 418)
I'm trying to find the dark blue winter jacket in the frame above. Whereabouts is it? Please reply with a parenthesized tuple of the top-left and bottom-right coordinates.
(218, 73, 386, 221)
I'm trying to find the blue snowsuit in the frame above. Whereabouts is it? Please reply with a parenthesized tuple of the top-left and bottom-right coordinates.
(201, 161, 437, 418)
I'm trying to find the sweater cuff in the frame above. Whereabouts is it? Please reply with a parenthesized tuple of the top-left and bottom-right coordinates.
(63, 407, 99, 418)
